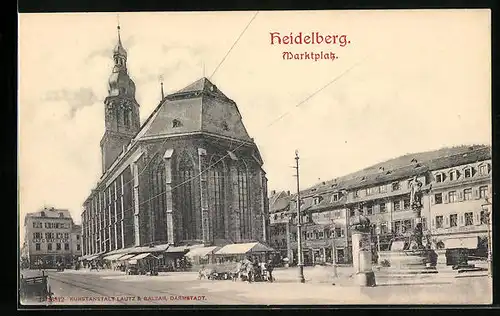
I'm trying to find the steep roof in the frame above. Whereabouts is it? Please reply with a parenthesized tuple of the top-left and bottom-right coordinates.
(26, 208, 72, 219)
(135, 77, 251, 142)
(271, 145, 491, 214)
(306, 145, 491, 194)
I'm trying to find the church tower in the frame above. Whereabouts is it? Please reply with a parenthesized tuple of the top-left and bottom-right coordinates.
(100, 23, 141, 173)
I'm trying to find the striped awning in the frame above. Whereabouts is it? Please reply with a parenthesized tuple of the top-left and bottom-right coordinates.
(129, 253, 153, 260)
(215, 242, 275, 255)
(186, 246, 220, 258)
(118, 254, 135, 261)
(103, 253, 127, 261)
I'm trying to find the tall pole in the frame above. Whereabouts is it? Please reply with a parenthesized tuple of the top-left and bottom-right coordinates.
(331, 223, 338, 278)
(294, 150, 305, 283)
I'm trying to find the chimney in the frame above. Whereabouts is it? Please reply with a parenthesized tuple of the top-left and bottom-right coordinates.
(287, 191, 290, 196)
(271, 190, 276, 195)
(379, 167, 385, 172)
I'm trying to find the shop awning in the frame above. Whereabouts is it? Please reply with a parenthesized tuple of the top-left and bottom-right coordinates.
(130, 252, 153, 260)
(118, 254, 135, 261)
(186, 246, 220, 258)
(215, 242, 275, 255)
(103, 253, 127, 261)
(444, 237, 479, 249)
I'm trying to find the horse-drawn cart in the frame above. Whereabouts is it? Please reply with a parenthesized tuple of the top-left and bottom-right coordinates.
(20, 271, 53, 303)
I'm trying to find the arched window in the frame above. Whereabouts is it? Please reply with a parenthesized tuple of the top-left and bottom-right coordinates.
(123, 107, 130, 127)
(237, 160, 251, 240)
(149, 158, 167, 243)
(208, 156, 226, 240)
(177, 153, 197, 240)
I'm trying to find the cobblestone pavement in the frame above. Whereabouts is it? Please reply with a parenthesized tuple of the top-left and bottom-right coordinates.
(18, 267, 492, 305)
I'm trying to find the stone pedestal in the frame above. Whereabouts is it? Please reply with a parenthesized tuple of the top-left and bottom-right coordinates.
(435, 249, 447, 268)
(352, 232, 377, 287)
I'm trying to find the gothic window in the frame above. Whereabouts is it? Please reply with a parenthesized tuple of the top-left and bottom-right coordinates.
(177, 153, 197, 240)
(149, 158, 167, 243)
(237, 160, 251, 240)
(124, 107, 130, 127)
(208, 156, 226, 240)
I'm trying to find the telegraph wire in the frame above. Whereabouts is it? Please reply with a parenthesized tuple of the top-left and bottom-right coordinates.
(209, 11, 259, 80)
(86, 56, 368, 222)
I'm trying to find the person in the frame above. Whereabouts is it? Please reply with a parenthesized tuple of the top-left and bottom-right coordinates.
(266, 259, 274, 282)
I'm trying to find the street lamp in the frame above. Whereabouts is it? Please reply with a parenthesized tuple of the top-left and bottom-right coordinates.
(481, 198, 492, 277)
(330, 220, 338, 278)
(294, 150, 305, 283)
(375, 224, 381, 254)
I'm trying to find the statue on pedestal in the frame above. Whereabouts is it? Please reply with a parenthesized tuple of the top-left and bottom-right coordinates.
(409, 176, 423, 209)
(349, 208, 371, 234)
(408, 176, 425, 250)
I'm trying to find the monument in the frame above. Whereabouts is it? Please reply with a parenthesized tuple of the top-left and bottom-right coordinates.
(377, 176, 438, 274)
(349, 209, 377, 287)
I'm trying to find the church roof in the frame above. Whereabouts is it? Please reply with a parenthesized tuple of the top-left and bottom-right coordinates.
(134, 77, 252, 142)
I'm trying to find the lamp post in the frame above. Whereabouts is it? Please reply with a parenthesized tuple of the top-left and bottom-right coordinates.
(331, 221, 338, 278)
(375, 224, 381, 254)
(294, 150, 305, 283)
(481, 198, 492, 278)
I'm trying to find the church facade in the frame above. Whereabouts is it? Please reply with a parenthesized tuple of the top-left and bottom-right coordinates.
(81, 26, 269, 257)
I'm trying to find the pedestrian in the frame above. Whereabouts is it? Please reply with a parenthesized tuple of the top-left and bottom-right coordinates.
(266, 259, 274, 282)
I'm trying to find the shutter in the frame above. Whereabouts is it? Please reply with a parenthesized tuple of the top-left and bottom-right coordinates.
(474, 188, 480, 200)
(459, 214, 464, 226)
(475, 212, 481, 226)
(458, 191, 464, 201)
(430, 195, 435, 205)
(445, 216, 449, 228)
(443, 193, 449, 204)
(431, 218, 435, 228)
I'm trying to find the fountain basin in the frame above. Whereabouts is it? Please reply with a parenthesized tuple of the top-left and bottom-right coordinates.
(378, 249, 438, 274)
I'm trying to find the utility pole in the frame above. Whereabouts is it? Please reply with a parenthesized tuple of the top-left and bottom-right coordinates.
(294, 150, 305, 283)
(331, 221, 338, 278)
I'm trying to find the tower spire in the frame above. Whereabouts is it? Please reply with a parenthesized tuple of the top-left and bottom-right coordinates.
(117, 14, 122, 44)
(160, 75, 165, 99)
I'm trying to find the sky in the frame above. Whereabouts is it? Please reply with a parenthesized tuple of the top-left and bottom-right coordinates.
(19, 10, 491, 236)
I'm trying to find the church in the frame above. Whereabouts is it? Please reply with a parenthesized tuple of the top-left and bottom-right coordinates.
(81, 25, 270, 257)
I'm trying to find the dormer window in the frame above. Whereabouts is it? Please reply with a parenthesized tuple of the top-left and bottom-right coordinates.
(331, 193, 339, 202)
(449, 170, 459, 181)
(40, 211, 46, 217)
(479, 163, 490, 175)
(172, 119, 182, 128)
(435, 173, 444, 183)
(59, 212, 64, 218)
(313, 196, 322, 205)
(463, 167, 473, 178)
(222, 121, 229, 131)
(391, 182, 400, 191)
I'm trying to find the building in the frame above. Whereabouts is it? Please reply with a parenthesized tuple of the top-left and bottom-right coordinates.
(81, 25, 269, 259)
(71, 224, 83, 259)
(21, 207, 81, 267)
(269, 145, 492, 265)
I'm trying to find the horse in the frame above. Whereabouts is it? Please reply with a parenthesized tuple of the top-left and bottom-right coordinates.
(198, 267, 216, 280)
(239, 262, 256, 283)
(230, 262, 243, 282)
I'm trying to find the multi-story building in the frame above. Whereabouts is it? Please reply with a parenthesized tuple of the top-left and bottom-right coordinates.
(71, 224, 83, 260)
(81, 25, 269, 259)
(268, 145, 492, 265)
(22, 207, 80, 267)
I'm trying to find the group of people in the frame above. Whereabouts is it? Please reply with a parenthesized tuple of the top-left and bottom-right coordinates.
(238, 256, 274, 282)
